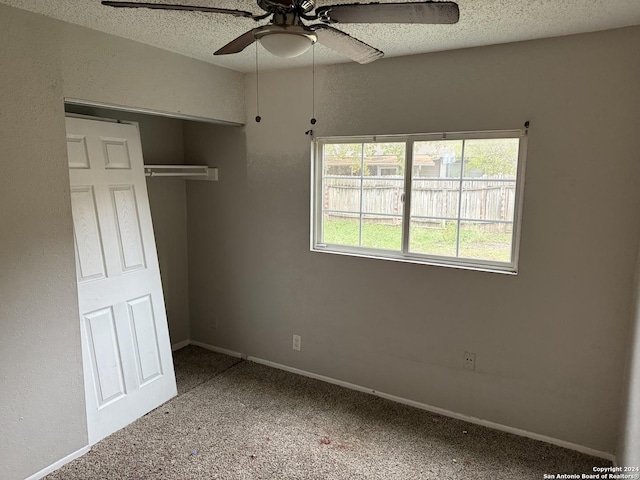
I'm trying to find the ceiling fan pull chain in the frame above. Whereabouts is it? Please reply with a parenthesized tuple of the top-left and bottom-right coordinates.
(310, 43, 316, 126)
(255, 42, 262, 123)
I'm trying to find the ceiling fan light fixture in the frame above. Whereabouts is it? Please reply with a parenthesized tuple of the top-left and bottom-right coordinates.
(254, 25, 317, 58)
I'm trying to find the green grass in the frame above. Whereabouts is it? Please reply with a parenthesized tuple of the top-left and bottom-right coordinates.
(322, 218, 511, 262)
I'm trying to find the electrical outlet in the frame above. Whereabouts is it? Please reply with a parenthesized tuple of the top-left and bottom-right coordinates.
(464, 352, 476, 371)
(293, 334, 301, 351)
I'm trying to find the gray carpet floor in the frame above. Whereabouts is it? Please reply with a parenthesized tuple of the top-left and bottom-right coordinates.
(47, 346, 610, 479)
(172, 345, 242, 395)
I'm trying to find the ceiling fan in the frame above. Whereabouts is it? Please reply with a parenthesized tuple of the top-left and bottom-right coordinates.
(101, 0, 460, 64)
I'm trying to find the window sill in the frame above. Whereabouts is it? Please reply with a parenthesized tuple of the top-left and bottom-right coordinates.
(311, 245, 518, 275)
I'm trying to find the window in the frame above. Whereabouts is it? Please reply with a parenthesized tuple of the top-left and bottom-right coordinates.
(311, 130, 527, 273)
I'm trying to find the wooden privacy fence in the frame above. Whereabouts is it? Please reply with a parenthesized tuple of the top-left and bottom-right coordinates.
(324, 177, 516, 231)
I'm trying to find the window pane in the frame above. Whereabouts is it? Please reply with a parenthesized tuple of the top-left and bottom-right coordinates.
(323, 177, 362, 214)
(362, 178, 404, 216)
(458, 221, 512, 262)
(322, 213, 360, 247)
(361, 215, 402, 251)
(363, 142, 405, 177)
(411, 179, 459, 219)
(413, 140, 463, 179)
(323, 143, 362, 176)
(411, 140, 462, 222)
(409, 219, 458, 257)
(462, 138, 519, 179)
(361, 142, 405, 221)
(461, 180, 517, 222)
(322, 143, 363, 247)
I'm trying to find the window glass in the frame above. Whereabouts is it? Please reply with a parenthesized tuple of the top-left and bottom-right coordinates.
(314, 132, 525, 273)
(322, 142, 405, 251)
(322, 144, 362, 247)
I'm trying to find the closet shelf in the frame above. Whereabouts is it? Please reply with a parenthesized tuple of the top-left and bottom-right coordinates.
(144, 164, 218, 181)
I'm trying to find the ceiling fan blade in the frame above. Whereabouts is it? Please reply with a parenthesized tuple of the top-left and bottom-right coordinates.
(315, 2, 460, 24)
(311, 25, 383, 64)
(101, 1, 259, 20)
(214, 28, 260, 55)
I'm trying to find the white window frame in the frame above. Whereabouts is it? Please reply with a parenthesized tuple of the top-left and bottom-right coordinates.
(310, 129, 528, 274)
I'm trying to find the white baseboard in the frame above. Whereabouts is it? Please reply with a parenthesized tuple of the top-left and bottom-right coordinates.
(247, 356, 615, 462)
(171, 339, 243, 358)
(188, 340, 244, 358)
(171, 339, 190, 351)
(26, 445, 90, 480)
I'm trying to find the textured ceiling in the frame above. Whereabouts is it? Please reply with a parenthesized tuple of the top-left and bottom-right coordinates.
(3, 0, 640, 72)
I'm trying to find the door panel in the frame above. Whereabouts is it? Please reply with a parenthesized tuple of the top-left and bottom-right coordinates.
(83, 307, 127, 407)
(67, 134, 90, 169)
(127, 295, 163, 385)
(71, 186, 107, 282)
(102, 137, 132, 169)
(110, 185, 146, 272)
(67, 116, 177, 445)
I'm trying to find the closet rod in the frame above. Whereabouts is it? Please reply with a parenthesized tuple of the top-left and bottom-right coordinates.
(144, 165, 218, 181)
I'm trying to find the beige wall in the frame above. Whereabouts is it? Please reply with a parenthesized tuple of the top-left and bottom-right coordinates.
(184, 122, 248, 347)
(0, 4, 244, 479)
(618, 250, 640, 467)
(187, 27, 640, 454)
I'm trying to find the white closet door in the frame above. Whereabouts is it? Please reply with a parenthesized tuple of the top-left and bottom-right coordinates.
(66, 116, 177, 445)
